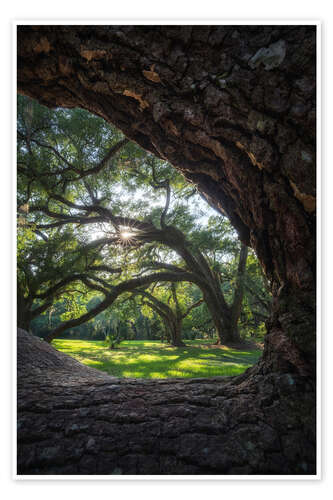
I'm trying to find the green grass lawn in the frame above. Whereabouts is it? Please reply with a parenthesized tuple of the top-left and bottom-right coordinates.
(52, 339, 262, 379)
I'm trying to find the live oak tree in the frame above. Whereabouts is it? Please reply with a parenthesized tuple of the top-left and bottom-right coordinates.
(16, 26, 317, 475)
(17, 220, 137, 336)
(17, 93, 130, 196)
(133, 283, 204, 347)
(17, 25, 316, 375)
(17, 94, 131, 332)
(43, 264, 199, 343)
(17, 223, 94, 332)
(18, 97, 252, 344)
(28, 174, 250, 344)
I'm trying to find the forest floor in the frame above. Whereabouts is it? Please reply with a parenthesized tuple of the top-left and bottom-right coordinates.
(52, 339, 262, 379)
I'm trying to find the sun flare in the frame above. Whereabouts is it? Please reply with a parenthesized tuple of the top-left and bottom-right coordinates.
(120, 231, 134, 240)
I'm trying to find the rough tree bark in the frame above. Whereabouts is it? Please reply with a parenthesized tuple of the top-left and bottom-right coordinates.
(17, 328, 316, 475)
(16, 25, 317, 475)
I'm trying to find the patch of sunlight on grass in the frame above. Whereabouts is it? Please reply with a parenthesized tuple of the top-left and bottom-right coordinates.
(53, 338, 261, 379)
(199, 353, 220, 358)
(80, 358, 103, 367)
(149, 372, 168, 379)
(122, 371, 146, 378)
(164, 370, 184, 377)
(136, 354, 165, 362)
(112, 357, 142, 365)
(176, 359, 203, 369)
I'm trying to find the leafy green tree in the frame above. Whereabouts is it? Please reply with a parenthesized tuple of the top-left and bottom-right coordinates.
(17, 96, 269, 345)
(17, 222, 91, 331)
(32, 177, 249, 344)
(132, 282, 203, 347)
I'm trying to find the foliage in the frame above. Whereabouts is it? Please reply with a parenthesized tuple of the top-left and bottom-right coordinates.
(18, 94, 271, 346)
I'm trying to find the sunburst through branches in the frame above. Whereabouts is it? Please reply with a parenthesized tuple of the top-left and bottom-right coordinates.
(117, 225, 137, 248)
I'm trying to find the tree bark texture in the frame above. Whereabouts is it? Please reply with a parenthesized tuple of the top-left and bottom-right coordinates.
(17, 25, 316, 375)
(16, 25, 317, 475)
(17, 328, 315, 475)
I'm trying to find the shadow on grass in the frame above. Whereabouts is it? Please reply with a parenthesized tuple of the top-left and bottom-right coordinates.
(52, 339, 262, 379)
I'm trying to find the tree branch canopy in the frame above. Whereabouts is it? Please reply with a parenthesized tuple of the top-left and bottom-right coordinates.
(45, 270, 199, 342)
(18, 130, 128, 183)
(17, 24, 316, 371)
(17, 26, 315, 284)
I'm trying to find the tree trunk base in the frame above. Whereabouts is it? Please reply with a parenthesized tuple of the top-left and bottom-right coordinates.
(171, 341, 186, 348)
(214, 337, 245, 348)
(17, 329, 316, 475)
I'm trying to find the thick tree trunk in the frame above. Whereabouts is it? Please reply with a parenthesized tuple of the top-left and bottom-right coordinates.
(203, 293, 230, 344)
(227, 244, 249, 343)
(16, 26, 317, 474)
(141, 292, 186, 347)
(155, 227, 241, 346)
(17, 311, 31, 332)
(213, 311, 242, 346)
(17, 292, 31, 331)
(202, 272, 242, 346)
(162, 321, 172, 344)
(17, 328, 315, 475)
(212, 244, 248, 345)
(169, 318, 185, 347)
